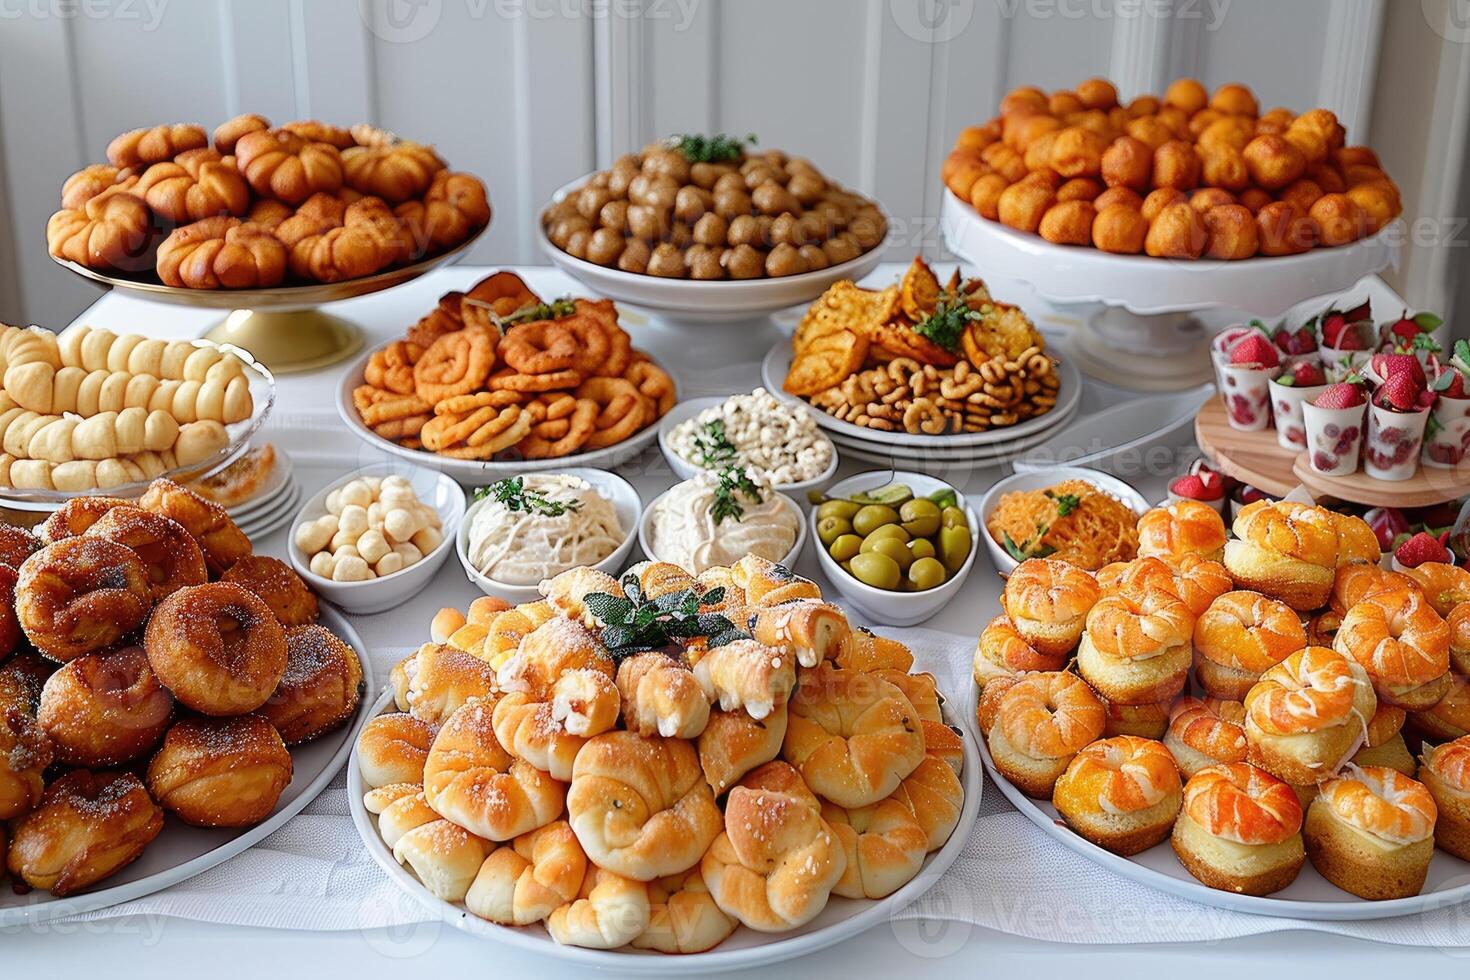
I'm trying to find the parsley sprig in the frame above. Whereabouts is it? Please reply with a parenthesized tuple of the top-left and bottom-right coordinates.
(474, 477, 581, 517)
(497, 297, 577, 329)
(710, 466, 764, 524)
(667, 133, 757, 163)
(912, 295, 981, 352)
(692, 419, 738, 469)
(582, 574, 747, 659)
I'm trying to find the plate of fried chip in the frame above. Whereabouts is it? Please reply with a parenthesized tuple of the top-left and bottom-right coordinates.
(338, 272, 674, 479)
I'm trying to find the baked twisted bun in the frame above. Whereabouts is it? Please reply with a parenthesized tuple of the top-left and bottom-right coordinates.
(0, 698, 52, 820)
(567, 730, 723, 880)
(37, 647, 172, 767)
(697, 703, 787, 795)
(834, 628, 915, 672)
(357, 711, 436, 788)
(61, 164, 133, 210)
(0, 325, 61, 413)
(221, 554, 318, 626)
(1331, 562, 1416, 616)
(732, 554, 821, 607)
(423, 697, 565, 841)
(615, 651, 709, 739)
(1419, 735, 1470, 861)
(135, 148, 250, 223)
(138, 478, 252, 574)
(539, 566, 622, 627)
(394, 170, 491, 256)
(1101, 697, 1173, 739)
(1136, 500, 1228, 562)
(1409, 671, 1470, 741)
(5, 770, 163, 896)
(363, 783, 436, 848)
(985, 670, 1105, 798)
(0, 449, 184, 492)
(16, 537, 152, 661)
(1077, 588, 1194, 705)
(1400, 561, 1470, 618)
(402, 642, 497, 725)
(496, 618, 612, 699)
(342, 141, 445, 203)
(35, 495, 130, 544)
(258, 625, 363, 745)
(279, 195, 407, 283)
(700, 761, 846, 932)
(491, 689, 595, 781)
(146, 714, 292, 827)
(1193, 590, 1306, 699)
(1172, 762, 1305, 896)
(891, 754, 964, 850)
(46, 188, 155, 272)
(465, 819, 587, 927)
(1053, 734, 1183, 855)
(973, 614, 1060, 686)
(1449, 603, 1470, 675)
(234, 128, 345, 205)
(1335, 588, 1451, 709)
(692, 637, 795, 721)
(1305, 765, 1437, 900)
(85, 506, 207, 601)
(745, 599, 850, 669)
(392, 818, 491, 902)
(213, 113, 270, 155)
(156, 215, 287, 289)
(545, 867, 650, 949)
(1003, 558, 1100, 657)
(1099, 553, 1231, 616)
(144, 582, 287, 716)
(107, 123, 207, 169)
(1244, 645, 1376, 785)
(631, 869, 737, 954)
(822, 793, 928, 898)
(281, 119, 356, 150)
(1164, 696, 1248, 777)
(1224, 500, 1339, 610)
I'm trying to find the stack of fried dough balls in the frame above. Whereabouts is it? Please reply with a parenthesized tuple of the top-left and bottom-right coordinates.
(944, 77, 1402, 258)
(358, 555, 966, 953)
(976, 497, 1468, 901)
(47, 116, 489, 287)
(0, 479, 363, 897)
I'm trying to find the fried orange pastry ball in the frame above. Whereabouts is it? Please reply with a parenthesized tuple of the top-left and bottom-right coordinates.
(1094, 186, 1144, 212)
(1242, 135, 1307, 190)
(1309, 193, 1368, 247)
(1153, 141, 1201, 191)
(1124, 116, 1175, 151)
(1164, 78, 1209, 114)
(1092, 204, 1148, 255)
(1102, 136, 1152, 191)
(1347, 182, 1400, 234)
(1190, 188, 1236, 213)
(1077, 77, 1119, 110)
(1255, 202, 1317, 256)
(1203, 204, 1260, 260)
(1197, 116, 1256, 155)
(1210, 83, 1259, 117)
(997, 178, 1056, 233)
(1057, 177, 1103, 203)
(968, 173, 1009, 220)
(1039, 200, 1096, 246)
(1145, 202, 1207, 259)
(1256, 108, 1297, 136)
(1049, 127, 1107, 179)
(1141, 188, 1188, 223)
(1278, 178, 1324, 213)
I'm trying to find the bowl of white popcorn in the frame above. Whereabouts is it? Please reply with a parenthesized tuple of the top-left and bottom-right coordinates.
(287, 462, 465, 613)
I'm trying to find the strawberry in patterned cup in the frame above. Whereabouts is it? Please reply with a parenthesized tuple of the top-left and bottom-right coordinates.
(1364, 362, 1435, 481)
(1390, 530, 1454, 574)
(1318, 298, 1376, 382)
(1301, 380, 1368, 476)
(1167, 467, 1228, 515)
(1219, 333, 1280, 431)
(1364, 505, 1411, 552)
(1269, 360, 1329, 451)
(1424, 341, 1470, 469)
(1378, 310, 1445, 373)
(1209, 323, 1262, 390)
(1270, 318, 1321, 374)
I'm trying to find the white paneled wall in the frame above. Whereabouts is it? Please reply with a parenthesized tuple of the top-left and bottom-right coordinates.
(0, 0, 1459, 329)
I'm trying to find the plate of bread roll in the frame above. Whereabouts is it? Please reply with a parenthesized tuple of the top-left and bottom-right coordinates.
(0, 478, 374, 925)
(974, 496, 1470, 919)
(0, 324, 274, 505)
(351, 555, 980, 968)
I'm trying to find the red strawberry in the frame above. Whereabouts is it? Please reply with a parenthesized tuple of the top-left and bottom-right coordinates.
(1314, 382, 1366, 409)
(1365, 507, 1409, 551)
(1321, 312, 1350, 347)
(1234, 484, 1271, 505)
(1436, 368, 1468, 398)
(1342, 299, 1372, 323)
(1273, 325, 1318, 355)
(1170, 473, 1224, 502)
(1230, 333, 1280, 368)
(1376, 371, 1426, 411)
(1291, 361, 1326, 386)
(1387, 314, 1423, 346)
(1395, 531, 1452, 569)
(1374, 352, 1426, 384)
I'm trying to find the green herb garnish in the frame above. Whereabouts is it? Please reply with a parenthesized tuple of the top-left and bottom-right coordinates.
(1001, 491, 1078, 560)
(692, 419, 738, 469)
(710, 466, 764, 524)
(912, 296, 981, 353)
(497, 297, 577, 329)
(582, 574, 747, 658)
(1051, 492, 1081, 517)
(474, 477, 580, 517)
(668, 133, 757, 163)
(928, 488, 959, 510)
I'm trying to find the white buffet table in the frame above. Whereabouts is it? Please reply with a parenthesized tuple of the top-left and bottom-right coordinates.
(6, 264, 1464, 973)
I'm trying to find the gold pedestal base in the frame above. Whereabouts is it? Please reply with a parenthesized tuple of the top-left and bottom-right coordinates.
(203, 309, 363, 374)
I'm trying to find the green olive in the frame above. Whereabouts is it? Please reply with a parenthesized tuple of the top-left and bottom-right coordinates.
(941, 506, 969, 530)
(907, 537, 936, 560)
(851, 504, 900, 537)
(865, 523, 910, 544)
(817, 515, 852, 547)
(863, 536, 914, 571)
(817, 500, 861, 522)
(938, 525, 972, 573)
(849, 484, 913, 507)
(828, 533, 864, 562)
(849, 551, 902, 590)
(898, 498, 941, 537)
(908, 556, 948, 591)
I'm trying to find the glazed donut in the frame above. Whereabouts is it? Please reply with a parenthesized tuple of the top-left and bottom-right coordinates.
(1224, 500, 1338, 611)
(35, 495, 131, 544)
(6, 770, 164, 895)
(1136, 500, 1227, 562)
(1334, 588, 1451, 710)
(137, 477, 251, 575)
(357, 711, 437, 788)
(0, 700, 52, 820)
(1002, 558, 1100, 657)
(146, 714, 293, 827)
(37, 647, 172, 767)
(973, 614, 1063, 686)
(1400, 561, 1470, 618)
(986, 670, 1106, 798)
(1193, 591, 1306, 700)
(0, 523, 39, 570)
(16, 537, 152, 662)
(221, 555, 319, 626)
(1419, 735, 1470, 861)
(144, 582, 288, 716)
(1053, 735, 1183, 856)
(1172, 762, 1305, 896)
(84, 506, 207, 602)
(1077, 588, 1194, 705)
(1305, 765, 1437, 900)
(1165, 696, 1248, 777)
(258, 624, 363, 745)
(1244, 646, 1376, 785)
(1331, 562, 1416, 616)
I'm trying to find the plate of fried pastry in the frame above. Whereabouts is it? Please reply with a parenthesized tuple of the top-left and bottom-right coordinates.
(0, 478, 372, 924)
(339, 272, 676, 478)
(350, 555, 979, 968)
(973, 495, 1470, 918)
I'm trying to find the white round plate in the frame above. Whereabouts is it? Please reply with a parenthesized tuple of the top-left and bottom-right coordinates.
(349, 687, 982, 972)
(657, 395, 839, 494)
(761, 342, 1082, 449)
(976, 466, 1150, 576)
(335, 349, 661, 484)
(537, 176, 886, 324)
(638, 486, 807, 575)
(822, 395, 1080, 466)
(225, 452, 296, 519)
(940, 189, 1400, 318)
(235, 479, 301, 539)
(0, 604, 374, 926)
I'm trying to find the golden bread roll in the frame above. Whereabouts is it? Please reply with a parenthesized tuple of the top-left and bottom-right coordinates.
(1193, 590, 1306, 699)
(731, 553, 821, 607)
(496, 618, 613, 702)
(1244, 646, 1376, 785)
(1304, 766, 1437, 900)
(1053, 735, 1182, 855)
(1330, 512, 1381, 567)
(363, 783, 438, 848)
(357, 712, 437, 788)
(1172, 762, 1305, 896)
(1077, 588, 1194, 705)
(1136, 500, 1227, 562)
(1098, 553, 1232, 618)
(138, 478, 252, 575)
(692, 637, 795, 721)
(1164, 696, 1248, 777)
(1100, 696, 1173, 739)
(834, 628, 915, 673)
(1335, 588, 1451, 710)
(46, 188, 155, 273)
(465, 820, 587, 926)
(744, 599, 849, 669)
(546, 867, 650, 949)
(0, 326, 62, 413)
(403, 641, 497, 725)
(1003, 558, 1100, 657)
(631, 869, 736, 954)
(37, 647, 172, 767)
(392, 818, 490, 902)
(106, 123, 207, 169)
(1330, 562, 1416, 616)
(491, 690, 590, 781)
(539, 566, 622, 628)
(1419, 736, 1470, 861)
(1400, 561, 1470, 618)
(697, 703, 787, 796)
(6, 770, 163, 896)
(822, 794, 928, 898)
(146, 714, 292, 827)
(1224, 500, 1338, 610)
(615, 651, 710, 739)
(890, 754, 963, 851)
(1447, 604, 1470, 675)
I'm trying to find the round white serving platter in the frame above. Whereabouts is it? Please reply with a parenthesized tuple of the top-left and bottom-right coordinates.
(349, 688, 983, 973)
(0, 604, 375, 926)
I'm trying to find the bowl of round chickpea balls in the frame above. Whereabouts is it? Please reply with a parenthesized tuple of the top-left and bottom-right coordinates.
(539, 134, 888, 322)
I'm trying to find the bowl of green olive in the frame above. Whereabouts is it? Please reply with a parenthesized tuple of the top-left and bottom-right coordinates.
(811, 470, 979, 627)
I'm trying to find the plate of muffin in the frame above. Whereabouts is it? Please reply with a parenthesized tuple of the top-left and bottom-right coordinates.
(348, 556, 981, 970)
(0, 479, 373, 925)
(973, 496, 1470, 918)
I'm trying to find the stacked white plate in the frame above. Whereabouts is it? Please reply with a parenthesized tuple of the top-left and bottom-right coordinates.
(229, 452, 301, 539)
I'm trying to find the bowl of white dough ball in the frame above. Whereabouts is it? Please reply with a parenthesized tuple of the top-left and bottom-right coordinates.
(288, 463, 466, 613)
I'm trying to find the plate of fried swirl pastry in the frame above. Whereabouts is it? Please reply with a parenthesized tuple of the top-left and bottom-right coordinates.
(339, 272, 676, 477)
(973, 496, 1470, 919)
(0, 478, 373, 925)
(351, 555, 979, 968)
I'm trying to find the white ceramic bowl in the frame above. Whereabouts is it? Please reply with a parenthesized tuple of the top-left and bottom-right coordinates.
(455, 468, 642, 604)
(977, 466, 1151, 576)
(638, 484, 806, 575)
(287, 463, 465, 614)
(813, 471, 979, 627)
(657, 394, 840, 495)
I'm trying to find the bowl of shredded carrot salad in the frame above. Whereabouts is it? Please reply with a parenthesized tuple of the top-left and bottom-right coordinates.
(980, 469, 1150, 574)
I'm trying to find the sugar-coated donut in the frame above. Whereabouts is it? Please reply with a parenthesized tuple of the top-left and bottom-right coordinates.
(37, 647, 173, 767)
(0, 698, 53, 821)
(35, 496, 131, 545)
(221, 554, 318, 626)
(0, 563, 22, 658)
(146, 714, 292, 827)
(258, 624, 363, 744)
(0, 523, 40, 570)
(137, 478, 251, 575)
(85, 506, 207, 601)
(0, 650, 54, 713)
(16, 537, 153, 662)
(6, 770, 164, 896)
(144, 582, 287, 716)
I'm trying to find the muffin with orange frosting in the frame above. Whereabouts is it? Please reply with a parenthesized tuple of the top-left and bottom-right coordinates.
(1419, 735, 1470, 860)
(1305, 765, 1437, 900)
(1223, 500, 1338, 611)
(1097, 554, 1230, 617)
(1164, 696, 1248, 778)
(1193, 590, 1306, 700)
(1002, 558, 1100, 658)
(1053, 735, 1182, 855)
(985, 671, 1105, 798)
(1077, 588, 1194, 705)
(1243, 645, 1377, 786)
(1334, 588, 1451, 710)
(1136, 500, 1227, 563)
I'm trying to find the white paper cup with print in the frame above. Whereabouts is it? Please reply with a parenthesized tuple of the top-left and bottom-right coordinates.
(1210, 326, 1258, 389)
(1364, 404, 1431, 481)
(1219, 364, 1274, 431)
(1320, 346, 1372, 383)
(1302, 401, 1367, 476)
(1269, 378, 1328, 451)
(1424, 396, 1470, 469)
